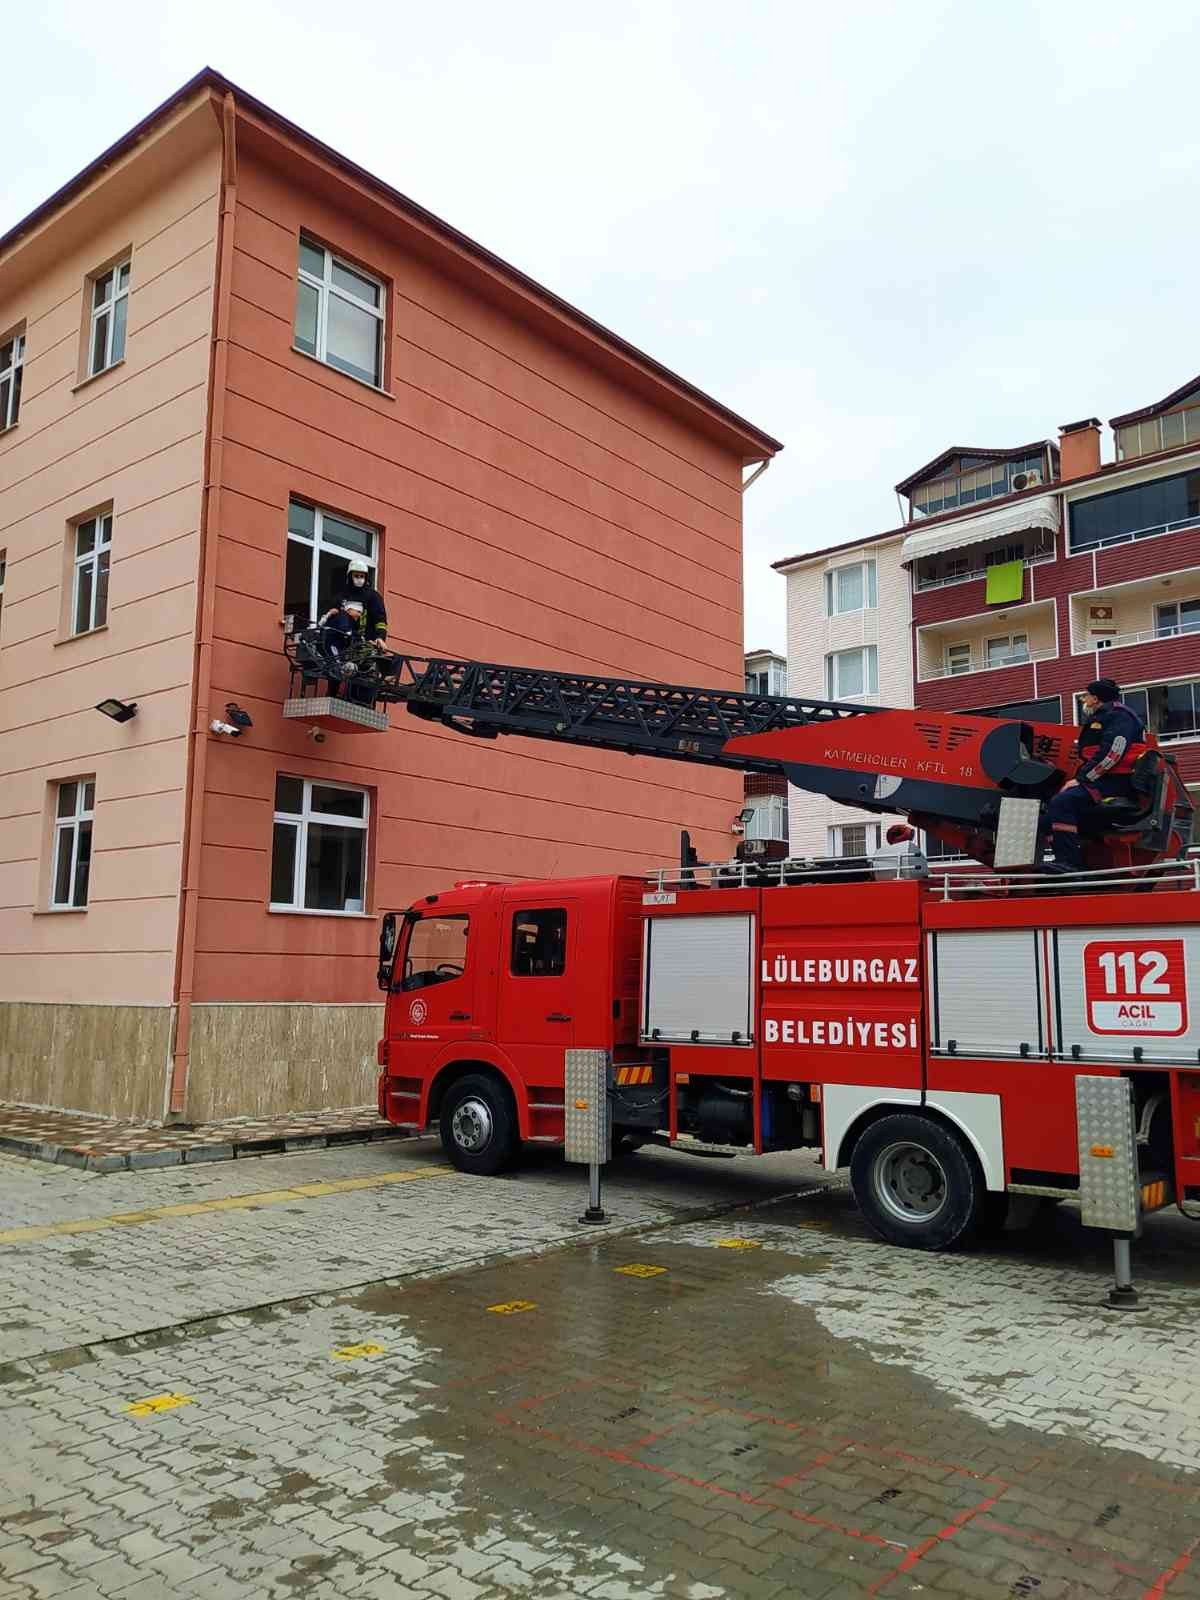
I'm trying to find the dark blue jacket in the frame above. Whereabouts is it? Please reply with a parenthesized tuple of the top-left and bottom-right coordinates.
(1074, 701, 1147, 783)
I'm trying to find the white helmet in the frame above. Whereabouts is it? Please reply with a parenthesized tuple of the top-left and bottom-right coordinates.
(347, 559, 370, 577)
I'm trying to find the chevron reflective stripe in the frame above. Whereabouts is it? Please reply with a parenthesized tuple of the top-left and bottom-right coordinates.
(1141, 1180, 1170, 1212)
(615, 1065, 654, 1085)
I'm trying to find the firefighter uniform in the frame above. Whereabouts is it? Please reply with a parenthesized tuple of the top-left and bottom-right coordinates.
(1045, 686, 1148, 870)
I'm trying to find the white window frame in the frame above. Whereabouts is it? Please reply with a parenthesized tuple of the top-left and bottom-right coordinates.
(0, 549, 5, 640)
(88, 260, 130, 377)
(944, 641, 972, 675)
(285, 500, 379, 627)
(271, 776, 370, 916)
(72, 512, 112, 636)
(744, 794, 788, 842)
(0, 331, 23, 430)
(50, 779, 95, 910)
(985, 632, 1029, 668)
(824, 559, 877, 617)
(1155, 599, 1200, 639)
(295, 236, 385, 388)
(828, 822, 882, 857)
(824, 645, 878, 699)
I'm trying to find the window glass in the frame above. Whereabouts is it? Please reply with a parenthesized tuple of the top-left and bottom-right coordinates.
(304, 823, 365, 912)
(50, 778, 94, 909)
(510, 908, 568, 977)
(1069, 467, 1200, 551)
(0, 333, 24, 430)
(836, 564, 863, 612)
(274, 775, 304, 813)
(946, 643, 971, 674)
(294, 237, 384, 387)
(310, 784, 366, 819)
(88, 260, 131, 377)
(402, 916, 469, 990)
(321, 513, 374, 557)
(285, 499, 378, 627)
(269, 775, 368, 913)
(1161, 411, 1186, 450)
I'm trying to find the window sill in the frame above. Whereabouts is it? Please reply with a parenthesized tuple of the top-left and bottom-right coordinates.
(54, 624, 109, 648)
(291, 345, 394, 401)
(34, 906, 88, 916)
(72, 360, 126, 394)
(0, 419, 18, 437)
(268, 907, 374, 919)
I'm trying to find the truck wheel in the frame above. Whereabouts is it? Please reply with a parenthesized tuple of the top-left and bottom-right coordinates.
(850, 1113, 983, 1251)
(439, 1074, 519, 1176)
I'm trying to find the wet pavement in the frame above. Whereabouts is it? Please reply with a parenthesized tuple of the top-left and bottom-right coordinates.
(2, 1145, 1199, 1598)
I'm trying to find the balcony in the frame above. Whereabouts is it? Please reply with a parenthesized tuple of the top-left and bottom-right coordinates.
(913, 539, 1056, 593)
(916, 599, 1057, 685)
(922, 644, 1056, 681)
(1070, 574, 1200, 655)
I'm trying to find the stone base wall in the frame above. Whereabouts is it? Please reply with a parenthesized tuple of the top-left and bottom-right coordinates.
(185, 1004, 385, 1123)
(0, 1003, 172, 1121)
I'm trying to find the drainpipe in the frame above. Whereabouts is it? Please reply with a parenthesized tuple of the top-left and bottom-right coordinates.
(167, 90, 237, 1120)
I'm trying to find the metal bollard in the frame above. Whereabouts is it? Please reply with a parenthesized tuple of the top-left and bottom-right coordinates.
(1107, 1234, 1141, 1310)
(564, 1048, 612, 1225)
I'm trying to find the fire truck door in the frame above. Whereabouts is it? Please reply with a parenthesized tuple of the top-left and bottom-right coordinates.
(497, 898, 579, 1079)
(391, 911, 477, 1058)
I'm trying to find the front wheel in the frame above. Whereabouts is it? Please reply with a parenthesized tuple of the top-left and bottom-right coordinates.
(439, 1073, 519, 1176)
(849, 1113, 984, 1251)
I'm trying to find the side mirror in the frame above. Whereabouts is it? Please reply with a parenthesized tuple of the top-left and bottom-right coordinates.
(377, 912, 398, 991)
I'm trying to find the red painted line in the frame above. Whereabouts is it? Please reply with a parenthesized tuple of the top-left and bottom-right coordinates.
(771, 1443, 854, 1489)
(977, 1517, 1149, 1581)
(1142, 1538, 1199, 1600)
(866, 1491, 1005, 1596)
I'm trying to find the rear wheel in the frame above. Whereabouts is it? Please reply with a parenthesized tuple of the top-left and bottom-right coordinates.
(850, 1113, 983, 1251)
(439, 1073, 519, 1176)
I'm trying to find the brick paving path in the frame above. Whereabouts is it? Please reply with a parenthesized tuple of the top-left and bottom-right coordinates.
(1, 1141, 1199, 1597)
(0, 1102, 403, 1173)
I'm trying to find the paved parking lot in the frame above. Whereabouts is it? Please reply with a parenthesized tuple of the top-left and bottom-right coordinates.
(2, 1140, 1199, 1598)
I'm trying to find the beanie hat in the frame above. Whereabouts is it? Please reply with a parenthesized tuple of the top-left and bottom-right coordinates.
(1086, 678, 1120, 702)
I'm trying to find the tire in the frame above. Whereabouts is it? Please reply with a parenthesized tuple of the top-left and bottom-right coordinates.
(849, 1113, 984, 1251)
(614, 1132, 648, 1157)
(439, 1073, 519, 1176)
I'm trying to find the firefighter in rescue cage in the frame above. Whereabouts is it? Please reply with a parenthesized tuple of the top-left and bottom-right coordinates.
(319, 557, 387, 642)
(1044, 677, 1148, 872)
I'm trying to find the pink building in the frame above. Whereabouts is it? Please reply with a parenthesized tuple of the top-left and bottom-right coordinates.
(0, 72, 780, 1121)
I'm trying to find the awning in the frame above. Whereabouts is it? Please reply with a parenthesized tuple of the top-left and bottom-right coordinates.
(900, 494, 1059, 565)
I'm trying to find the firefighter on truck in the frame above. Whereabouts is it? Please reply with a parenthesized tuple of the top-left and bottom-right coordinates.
(368, 654, 1196, 1256)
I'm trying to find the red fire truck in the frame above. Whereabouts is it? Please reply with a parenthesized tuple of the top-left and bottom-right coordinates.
(373, 658, 1198, 1253)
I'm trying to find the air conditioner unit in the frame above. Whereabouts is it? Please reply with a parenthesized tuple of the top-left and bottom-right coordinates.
(1011, 470, 1043, 492)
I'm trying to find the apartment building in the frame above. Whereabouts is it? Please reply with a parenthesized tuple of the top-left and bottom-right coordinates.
(775, 533, 912, 857)
(0, 71, 780, 1121)
(776, 377, 1200, 854)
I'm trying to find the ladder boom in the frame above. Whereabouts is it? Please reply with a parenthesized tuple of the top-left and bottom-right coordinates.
(389, 655, 885, 772)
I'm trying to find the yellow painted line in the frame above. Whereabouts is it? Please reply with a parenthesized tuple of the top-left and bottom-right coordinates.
(487, 1300, 537, 1315)
(0, 1165, 454, 1247)
(126, 1393, 193, 1417)
(331, 1342, 386, 1361)
(614, 1263, 667, 1278)
(716, 1238, 762, 1250)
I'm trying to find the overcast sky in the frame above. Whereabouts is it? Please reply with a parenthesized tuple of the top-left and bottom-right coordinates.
(7, 0, 1199, 661)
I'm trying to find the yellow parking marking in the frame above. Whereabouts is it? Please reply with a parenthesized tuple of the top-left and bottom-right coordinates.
(488, 1300, 537, 1315)
(331, 1342, 386, 1361)
(614, 1263, 667, 1278)
(716, 1238, 762, 1250)
(126, 1393, 193, 1417)
(0, 1166, 454, 1247)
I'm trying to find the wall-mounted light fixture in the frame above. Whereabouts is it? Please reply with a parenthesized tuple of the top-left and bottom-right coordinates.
(95, 698, 138, 723)
(732, 805, 756, 835)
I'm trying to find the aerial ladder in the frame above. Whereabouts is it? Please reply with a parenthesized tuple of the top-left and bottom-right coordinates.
(367, 655, 1195, 876)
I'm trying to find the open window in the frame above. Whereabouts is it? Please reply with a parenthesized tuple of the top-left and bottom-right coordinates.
(400, 915, 470, 991)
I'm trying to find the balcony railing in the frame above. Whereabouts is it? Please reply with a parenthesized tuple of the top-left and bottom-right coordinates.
(1076, 622, 1200, 653)
(914, 547, 1056, 592)
(921, 644, 1056, 682)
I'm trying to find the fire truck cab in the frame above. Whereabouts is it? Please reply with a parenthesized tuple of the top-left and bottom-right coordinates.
(378, 858, 1200, 1251)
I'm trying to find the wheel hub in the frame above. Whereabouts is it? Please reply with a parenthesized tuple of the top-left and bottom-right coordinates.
(450, 1096, 494, 1153)
(873, 1141, 948, 1223)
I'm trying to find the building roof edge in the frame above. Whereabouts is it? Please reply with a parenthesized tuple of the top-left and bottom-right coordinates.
(0, 67, 782, 459)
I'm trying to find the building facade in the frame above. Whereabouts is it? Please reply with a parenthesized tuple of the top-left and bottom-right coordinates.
(776, 533, 912, 857)
(777, 383, 1200, 854)
(0, 72, 780, 1121)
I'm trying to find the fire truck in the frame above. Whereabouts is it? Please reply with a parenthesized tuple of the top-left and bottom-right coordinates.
(370, 656, 1199, 1254)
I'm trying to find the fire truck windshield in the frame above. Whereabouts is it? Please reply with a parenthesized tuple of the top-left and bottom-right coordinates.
(400, 914, 469, 991)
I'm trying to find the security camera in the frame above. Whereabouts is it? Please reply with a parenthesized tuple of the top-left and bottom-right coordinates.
(210, 720, 242, 737)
